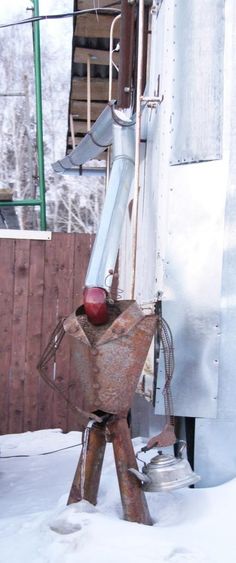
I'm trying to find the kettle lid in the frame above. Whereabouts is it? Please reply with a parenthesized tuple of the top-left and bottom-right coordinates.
(149, 450, 177, 467)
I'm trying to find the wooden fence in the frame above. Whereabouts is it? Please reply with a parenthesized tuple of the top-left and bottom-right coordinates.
(0, 233, 95, 435)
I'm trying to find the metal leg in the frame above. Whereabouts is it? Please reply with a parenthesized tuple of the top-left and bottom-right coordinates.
(108, 417, 153, 525)
(67, 422, 106, 505)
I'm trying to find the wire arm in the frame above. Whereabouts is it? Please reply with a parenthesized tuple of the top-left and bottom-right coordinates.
(37, 318, 102, 425)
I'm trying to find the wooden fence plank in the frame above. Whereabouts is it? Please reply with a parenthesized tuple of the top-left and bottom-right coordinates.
(0, 239, 15, 434)
(39, 236, 58, 428)
(38, 235, 60, 429)
(8, 239, 30, 434)
(52, 233, 75, 431)
(24, 240, 45, 430)
(73, 234, 95, 310)
(67, 234, 95, 430)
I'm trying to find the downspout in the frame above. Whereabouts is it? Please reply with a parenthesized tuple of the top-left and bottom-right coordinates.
(53, 110, 136, 327)
(84, 121, 135, 323)
(32, 0, 47, 230)
(84, 0, 144, 324)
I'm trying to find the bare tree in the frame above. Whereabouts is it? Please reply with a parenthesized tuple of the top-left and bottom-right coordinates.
(0, 16, 104, 233)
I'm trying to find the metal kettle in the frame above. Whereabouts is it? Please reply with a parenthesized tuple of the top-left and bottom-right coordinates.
(129, 442, 200, 492)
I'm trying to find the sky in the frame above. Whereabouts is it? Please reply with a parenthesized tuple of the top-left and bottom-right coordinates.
(0, 1, 73, 24)
(0, 1, 74, 68)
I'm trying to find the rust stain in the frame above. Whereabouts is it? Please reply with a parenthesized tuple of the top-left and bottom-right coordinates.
(64, 300, 157, 417)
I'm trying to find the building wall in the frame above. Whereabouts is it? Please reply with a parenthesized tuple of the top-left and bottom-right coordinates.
(119, 0, 236, 485)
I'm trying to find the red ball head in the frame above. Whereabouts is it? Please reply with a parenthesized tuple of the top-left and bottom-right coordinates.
(83, 287, 109, 325)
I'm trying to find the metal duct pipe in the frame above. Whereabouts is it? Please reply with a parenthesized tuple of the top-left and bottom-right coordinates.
(52, 102, 134, 174)
(85, 122, 135, 291)
(52, 102, 116, 173)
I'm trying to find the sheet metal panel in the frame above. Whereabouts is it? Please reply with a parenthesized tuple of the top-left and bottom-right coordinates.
(216, 0, 236, 422)
(194, 0, 236, 486)
(120, 0, 226, 418)
(140, 0, 227, 418)
(155, 160, 226, 418)
(170, 0, 224, 165)
(134, 0, 170, 304)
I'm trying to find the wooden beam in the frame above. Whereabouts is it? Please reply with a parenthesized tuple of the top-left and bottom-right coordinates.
(69, 120, 96, 135)
(71, 78, 118, 101)
(0, 188, 12, 201)
(70, 100, 107, 120)
(74, 47, 119, 66)
(75, 0, 121, 10)
(75, 14, 120, 39)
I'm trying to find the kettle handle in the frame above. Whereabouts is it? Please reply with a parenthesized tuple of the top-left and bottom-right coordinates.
(135, 450, 148, 467)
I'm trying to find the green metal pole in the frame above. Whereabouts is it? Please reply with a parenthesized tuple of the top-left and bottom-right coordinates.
(0, 199, 41, 207)
(32, 0, 47, 230)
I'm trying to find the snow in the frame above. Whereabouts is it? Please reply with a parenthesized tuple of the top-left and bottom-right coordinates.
(0, 428, 235, 563)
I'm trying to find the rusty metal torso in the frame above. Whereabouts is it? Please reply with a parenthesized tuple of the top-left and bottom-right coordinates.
(63, 300, 156, 416)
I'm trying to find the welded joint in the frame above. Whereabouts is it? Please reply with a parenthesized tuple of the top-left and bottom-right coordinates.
(140, 94, 164, 108)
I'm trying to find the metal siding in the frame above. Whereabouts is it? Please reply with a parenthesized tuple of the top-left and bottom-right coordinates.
(155, 161, 226, 418)
(119, 0, 236, 484)
(135, 0, 170, 304)
(119, 0, 227, 419)
(170, 0, 224, 165)
(194, 0, 236, 486)
(141, 1, 226, 418)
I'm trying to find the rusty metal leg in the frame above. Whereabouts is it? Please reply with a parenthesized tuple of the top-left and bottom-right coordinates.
(109, 417, 153, 525)
(67, 422, 106, 505)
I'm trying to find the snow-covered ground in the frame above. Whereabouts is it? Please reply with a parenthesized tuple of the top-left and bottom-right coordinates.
(0, 428, 235, 563)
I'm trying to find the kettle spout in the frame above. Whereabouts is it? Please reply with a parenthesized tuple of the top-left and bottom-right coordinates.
(128, 467, 151, 484)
